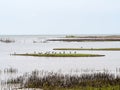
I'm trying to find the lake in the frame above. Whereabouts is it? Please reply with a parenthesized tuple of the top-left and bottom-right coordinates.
(0, 35, 120, 76)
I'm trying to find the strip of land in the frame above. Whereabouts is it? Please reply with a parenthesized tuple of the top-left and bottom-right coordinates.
(65, 35, 120, 38)
(12, 53, 105, 57)
(47, 38, 120, 42)
(53, 48, 120, 51)
(47, 35, 120, 42)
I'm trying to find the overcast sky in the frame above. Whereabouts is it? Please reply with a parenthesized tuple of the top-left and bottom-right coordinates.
(0, 0, 120, 35)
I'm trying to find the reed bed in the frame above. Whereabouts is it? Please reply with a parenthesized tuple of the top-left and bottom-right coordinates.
(7, 70, 120, 90)
(0, 68, 120, 90)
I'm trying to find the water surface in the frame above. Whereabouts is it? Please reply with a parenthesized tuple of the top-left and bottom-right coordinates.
(0, 35, 120, 75)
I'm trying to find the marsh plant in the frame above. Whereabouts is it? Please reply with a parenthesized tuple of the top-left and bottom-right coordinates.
(0, 68, 120, 90)
(4, 67, 18, 74)
(6, 70, 120, 90)
(0, 67, 18, 90)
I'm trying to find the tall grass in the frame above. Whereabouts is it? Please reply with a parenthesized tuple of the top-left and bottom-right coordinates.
(7, 70, 120, 90)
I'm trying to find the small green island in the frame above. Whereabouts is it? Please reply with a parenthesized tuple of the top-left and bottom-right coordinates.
(53, 48, 120, 51)
(12, 53, 105, 57)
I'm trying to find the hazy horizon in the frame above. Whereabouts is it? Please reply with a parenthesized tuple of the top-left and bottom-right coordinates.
(0, 0, 120, 35)
(1, 33, 120, 36)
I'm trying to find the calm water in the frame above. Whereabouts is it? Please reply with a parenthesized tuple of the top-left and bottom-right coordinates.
(0, 35, 120, 75)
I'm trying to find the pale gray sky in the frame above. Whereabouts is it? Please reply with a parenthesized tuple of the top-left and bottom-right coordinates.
(0, 0, 120, 35)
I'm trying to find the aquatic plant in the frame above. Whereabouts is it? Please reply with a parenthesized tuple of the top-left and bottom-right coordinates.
(4, 67, 18, 74)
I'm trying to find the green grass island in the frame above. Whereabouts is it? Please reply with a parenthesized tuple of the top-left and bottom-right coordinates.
(12, 53, 105, 57)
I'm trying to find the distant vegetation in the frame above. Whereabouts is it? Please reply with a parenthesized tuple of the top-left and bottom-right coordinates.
(0, 38, 15, 43)
(65, 35, 77, 38)
(65, 35, 120, 38)
(53, 48, 120, 51)
(47, 35, 120, 42)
